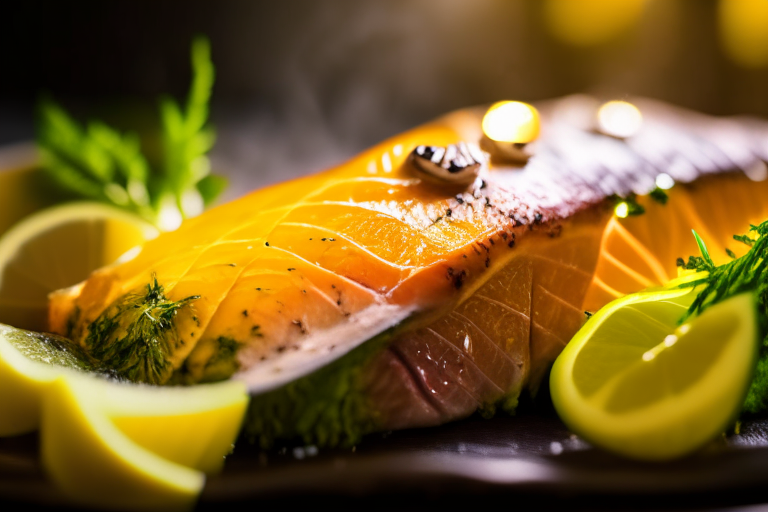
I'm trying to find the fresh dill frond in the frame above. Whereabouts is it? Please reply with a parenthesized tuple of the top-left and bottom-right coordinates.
(676, 221, 768, 413)
(36, 36, 227, 228)
(84, 275, 199, 385)
(675, 230, 716, 272)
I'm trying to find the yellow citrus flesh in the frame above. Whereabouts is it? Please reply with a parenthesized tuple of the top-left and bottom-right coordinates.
(0, 325, 62, 435)
(42, 375, 204, 512)
(0, 322, 249, 507)
(551, 290, 758, 460)
(92, 379, 248, 474)
(0, 160, 59, 238)
(0, 201, 158, 331)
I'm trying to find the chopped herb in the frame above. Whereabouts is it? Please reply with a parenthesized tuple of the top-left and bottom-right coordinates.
(649, 187, 669, 205)
(84, 274, 199, 384)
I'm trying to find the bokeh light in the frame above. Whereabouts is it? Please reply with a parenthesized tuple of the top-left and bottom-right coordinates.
(718, 0, 768, 68)
(544, 0, 647, 47)
(655, 173, 675, 190)
(482, 101, 540, 144)
(597, 101, 643, 138)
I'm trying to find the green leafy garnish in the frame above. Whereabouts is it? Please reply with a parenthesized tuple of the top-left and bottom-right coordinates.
(649, 187, 669, 205)
(677, 221, 768, 412)
(158, 36, 218, 219)
(84, 275, 199, 385)
(37, 36, 226, 229)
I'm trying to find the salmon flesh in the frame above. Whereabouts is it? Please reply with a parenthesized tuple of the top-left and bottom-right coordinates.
(49, 96, 768, 446)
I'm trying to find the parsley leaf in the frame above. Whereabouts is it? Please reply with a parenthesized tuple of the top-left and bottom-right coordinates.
(36, 36, 226, 229)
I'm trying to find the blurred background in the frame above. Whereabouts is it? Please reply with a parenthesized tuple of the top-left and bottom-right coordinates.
(1, 0, 767, 196)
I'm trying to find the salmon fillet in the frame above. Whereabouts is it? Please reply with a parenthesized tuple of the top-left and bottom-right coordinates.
(48, 96, 768, 446)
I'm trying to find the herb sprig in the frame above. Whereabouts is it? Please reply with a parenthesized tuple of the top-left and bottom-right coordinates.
(85, 275, 199, 385)
(677, 221, 768, 412)
(37, 36, 226, 230)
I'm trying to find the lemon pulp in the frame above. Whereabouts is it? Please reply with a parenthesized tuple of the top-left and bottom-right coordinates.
(551, 289, 758, 460)
(0, 202, 158, 331)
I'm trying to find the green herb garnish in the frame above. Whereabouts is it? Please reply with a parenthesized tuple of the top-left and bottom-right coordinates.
(649, 187, 669, 205)
(84, 275, 199, 385)
(37, 36, 226, 229)
(677, 221, 768, 412)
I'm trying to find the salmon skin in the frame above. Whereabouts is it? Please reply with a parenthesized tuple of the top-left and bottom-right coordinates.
(49, 95, 768, 446)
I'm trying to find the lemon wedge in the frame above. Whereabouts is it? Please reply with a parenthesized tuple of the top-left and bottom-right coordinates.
(551, 289, 758, 460)
(0, 201, 158, 331)
(42, 375, 205, 512)
(0, 323, 249, 509)
(0, 323, 95, 435)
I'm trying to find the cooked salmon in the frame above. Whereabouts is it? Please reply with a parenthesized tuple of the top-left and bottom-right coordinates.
(48, 96, 768, 446)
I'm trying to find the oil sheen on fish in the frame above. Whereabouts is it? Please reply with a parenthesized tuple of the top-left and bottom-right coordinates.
(48, 96, 768, 446)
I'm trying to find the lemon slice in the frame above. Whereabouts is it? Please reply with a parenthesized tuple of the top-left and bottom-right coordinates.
(0, 148, 58, 237)
(0, 324, 248, 466)
(42, 375, 205, 512)
(0, 322, 248, 509)
(0, 201, 159, 331)
(0, 323, 96, 435)
(551, 289, 758, 460)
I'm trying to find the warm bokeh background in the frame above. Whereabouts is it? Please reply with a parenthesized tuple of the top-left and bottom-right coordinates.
(2, 0, 767, 195)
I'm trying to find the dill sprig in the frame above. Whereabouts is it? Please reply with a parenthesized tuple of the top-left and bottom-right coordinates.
(36, 36, 227, 229)
(677, 221, 768, 412)
(84, 275, 199, 385)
